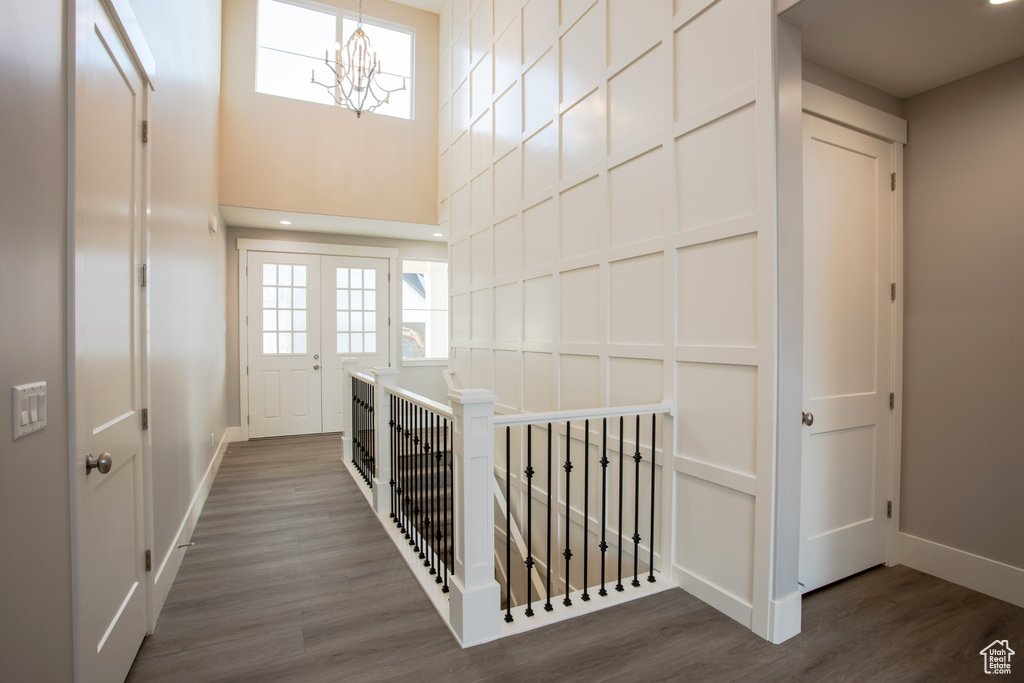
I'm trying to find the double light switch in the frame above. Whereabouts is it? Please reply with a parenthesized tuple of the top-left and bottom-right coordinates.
(13, 382, 47, 440)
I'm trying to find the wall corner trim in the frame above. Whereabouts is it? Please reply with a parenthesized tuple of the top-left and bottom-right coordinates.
(899, 532, 1024, 609)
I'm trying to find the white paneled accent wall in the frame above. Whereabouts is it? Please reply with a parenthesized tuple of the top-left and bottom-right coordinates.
(439, 0, 782, 639)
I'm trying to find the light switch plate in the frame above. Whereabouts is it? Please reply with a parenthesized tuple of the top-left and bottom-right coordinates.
(13, 382, 47, 440)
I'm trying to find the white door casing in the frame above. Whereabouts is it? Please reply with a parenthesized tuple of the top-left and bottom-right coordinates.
(247, 252, 323, 438)
(321, 255, 390, 432)
(800, 113, 895, 592)
(72, 1, 150, 680)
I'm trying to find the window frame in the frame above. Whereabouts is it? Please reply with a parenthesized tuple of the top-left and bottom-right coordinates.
(255, 0, 416, 120)
(400, 258, 450, 365)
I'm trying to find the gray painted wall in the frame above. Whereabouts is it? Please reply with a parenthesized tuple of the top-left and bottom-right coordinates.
(902, 56, 1024, 569)
(0, 1, 74, 679)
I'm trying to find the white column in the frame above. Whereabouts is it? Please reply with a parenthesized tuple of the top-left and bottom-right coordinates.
(448, 388, 501, 646)
(340, 358, 359, 464)
(371, 367, 398, 516)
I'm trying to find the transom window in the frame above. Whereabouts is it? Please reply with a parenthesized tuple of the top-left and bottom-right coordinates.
(262, 264, 308, 354)
(336, 267, 377, 354)
(256, 0, 413, 119)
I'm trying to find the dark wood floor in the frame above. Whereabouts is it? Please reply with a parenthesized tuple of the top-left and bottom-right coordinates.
(127, 434, 1023, 682)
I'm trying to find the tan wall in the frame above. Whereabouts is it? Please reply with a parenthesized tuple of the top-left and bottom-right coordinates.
(902, 56, 1024, 569)
(220, 0, 439, 225)
(225, 225, 449, 423)
(0, 1, 74, 678)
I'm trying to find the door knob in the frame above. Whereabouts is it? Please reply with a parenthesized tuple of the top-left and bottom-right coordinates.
(802, 412, 814, 427)
(85, 452, 112, 475)
(313, 364, 321, 370)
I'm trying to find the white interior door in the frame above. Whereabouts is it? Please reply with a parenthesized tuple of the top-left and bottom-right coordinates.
(800, 114, 894, 592)
(73, 2, 149, 680)
(247, 252, 323, 437)
(321, 256, 390, 432)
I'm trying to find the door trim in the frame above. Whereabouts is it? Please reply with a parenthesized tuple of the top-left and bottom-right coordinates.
(236, 239, 399, 441)
(68, 0, 156, 677)
(799, 83, 907, 570)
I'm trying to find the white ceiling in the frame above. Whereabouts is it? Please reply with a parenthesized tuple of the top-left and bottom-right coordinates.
(782, 0, 1024, 98)
(389, 0, 445, 13)
(220, 205, 447, 242)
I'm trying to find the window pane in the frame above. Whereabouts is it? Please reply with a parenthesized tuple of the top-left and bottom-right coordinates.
(259, 0, 335, 57)
(278, 287, 292, 308)
(294, 287, 307, 309)
(278, 310, 292, 332)
(351, 269, 363, 289)
(365, 334, 376, 353)
(364, 312, 376, 332)
(279, 265, 292, 286)
(263, 332, 277, 354)
(293, 265, 307, 287)
(351, 312, 363, 332)
(337, 311, 349, 331)
(263, 286, 277, 308)
(263, 263, 276, 285)
(337, 333, 349, 353)
(294, 310, 307, 331)
(401, 260, 449, 359)
(279, 332, 293, 353)
(256, 48, 337, 105)
(351, 290, 363, 310)
(336, 290, 349, 310)
(262, 310, 276, 331)
(294, 332, 307, 354)
(363, 269, 375, 289)
(365, 290, 376, 310)
(352, 334, 363, 353)
(337, 268, 349, 288)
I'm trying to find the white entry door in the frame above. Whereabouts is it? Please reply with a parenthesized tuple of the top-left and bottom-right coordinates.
(247, 251, 390, 436)
(321, 256, 390, 432)
(800, 114, 895, 592)
(73, 1, 149, 681)
(248, 252, 323, 438)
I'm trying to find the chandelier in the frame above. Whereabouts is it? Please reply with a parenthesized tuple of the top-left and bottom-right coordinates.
(311, 0, 407, 118)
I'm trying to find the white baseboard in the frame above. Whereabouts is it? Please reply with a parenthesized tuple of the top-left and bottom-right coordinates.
(673, 563, 753, 628)
(225, 425, 242, 443)
(148, 428, 231, 624)
(768, 590, 801, 644)
(899, 532, 1024, 609)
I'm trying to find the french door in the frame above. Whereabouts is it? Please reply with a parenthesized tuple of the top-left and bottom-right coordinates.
(247, 251, 389, 438)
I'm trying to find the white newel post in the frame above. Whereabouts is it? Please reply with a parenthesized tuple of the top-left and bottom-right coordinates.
(371, 367, 398, 516)
(340, 358, 359, 464)
(448, 389, 501, 646)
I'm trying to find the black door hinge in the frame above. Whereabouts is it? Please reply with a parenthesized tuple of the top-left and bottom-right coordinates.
(890, 392, 895, 410)
(891, 172, 896, 191)
(139, 264, 147, 287)
(891, 282, 896, 301)
(887, 501, 893, 518)
(142, 120, 149, 143)
(145, 549, 152, 571)
(142, 408, 149, 430)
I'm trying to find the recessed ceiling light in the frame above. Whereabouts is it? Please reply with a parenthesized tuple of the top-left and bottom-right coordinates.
(433, 232, 443, 237)
(990, 0, 1016, 5)
(279, 220, 292, 225)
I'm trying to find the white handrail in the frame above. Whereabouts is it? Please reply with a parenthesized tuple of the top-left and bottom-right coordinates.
(493, 401, 672, 427)
(385, 384, 454, 419)
(351, 370, 375, 385)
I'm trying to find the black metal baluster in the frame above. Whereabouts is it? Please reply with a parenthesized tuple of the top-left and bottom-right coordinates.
(649, 413, 657, 583)
(525, 425, 535, 617)
(504, 426, 513, 622)
(404, 400, 412, 541)
(416, 406, 424, 557)
(370, 383, 375, 489)
(616, 416, 625, 592)
(599, 417, 609, 597)
(424, 410, 434, 570)
(544, 424, 553, 612)
(632, 414, 642, 588)
(582, 419, 591, 602)
(435, 415, 444, 585)
(442, 418, 449, 593)
(562, 421, 572, 607)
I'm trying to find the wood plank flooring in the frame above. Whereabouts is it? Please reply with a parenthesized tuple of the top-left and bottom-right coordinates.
(127, 434, 1024, 682)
